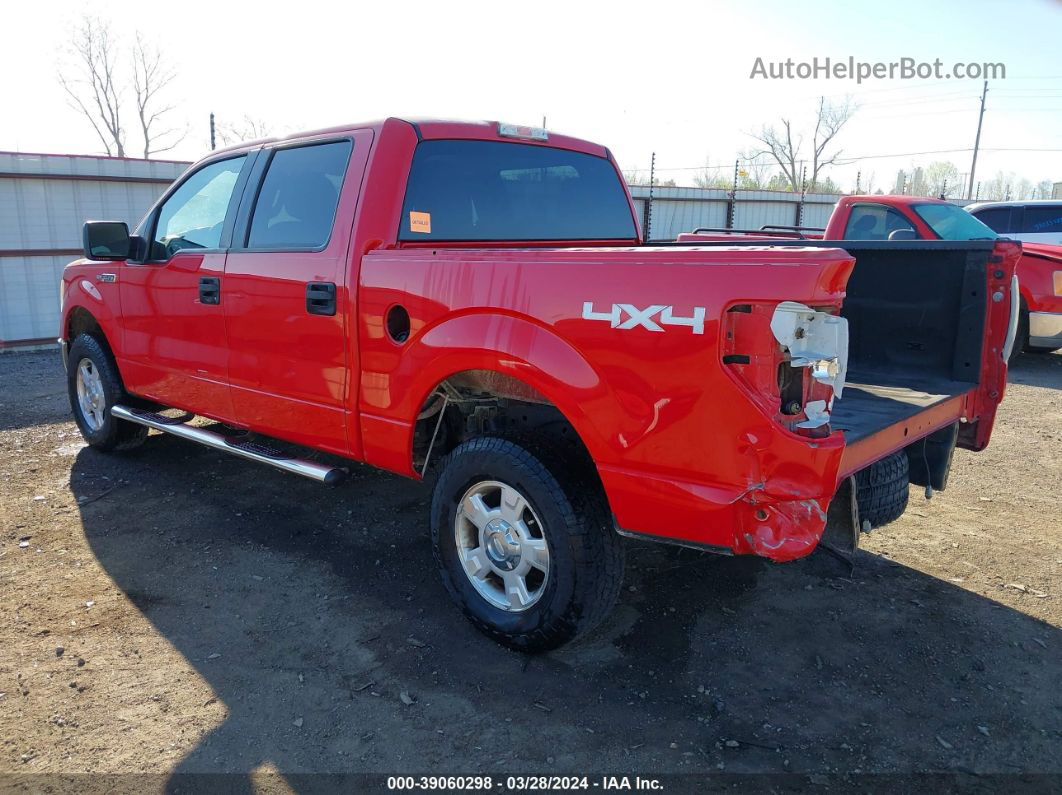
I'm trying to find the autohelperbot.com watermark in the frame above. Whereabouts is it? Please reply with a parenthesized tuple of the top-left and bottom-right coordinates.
(750, 56, 1005, 83)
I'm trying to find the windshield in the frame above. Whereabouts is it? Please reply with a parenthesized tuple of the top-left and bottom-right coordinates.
(911, 203, 998, 241)
(399, 140, 637, 241)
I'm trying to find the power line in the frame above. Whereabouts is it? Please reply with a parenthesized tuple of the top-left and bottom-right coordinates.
(630, 145, 1062, 174)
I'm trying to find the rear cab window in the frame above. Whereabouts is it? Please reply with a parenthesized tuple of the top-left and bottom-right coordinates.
(399, 140, 636, 242)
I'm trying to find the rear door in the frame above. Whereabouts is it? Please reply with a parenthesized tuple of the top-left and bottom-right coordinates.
(222, 132, 372, 455)
(1018, 204, 1062, 244)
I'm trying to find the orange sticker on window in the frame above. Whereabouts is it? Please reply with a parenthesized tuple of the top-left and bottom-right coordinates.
(409, 211, 432, 234)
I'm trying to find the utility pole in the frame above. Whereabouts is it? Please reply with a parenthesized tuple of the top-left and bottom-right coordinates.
(855, 170, 862, 193)
(967, 81, 988, 200)
(209, 112, 216, 151)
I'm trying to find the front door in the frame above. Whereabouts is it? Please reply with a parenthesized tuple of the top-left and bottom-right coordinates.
(222, 133, 372, 456)
(118, 154, 252, 420)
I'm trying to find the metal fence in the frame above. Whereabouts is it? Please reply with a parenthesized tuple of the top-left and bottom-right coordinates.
(3, 154, 920, 348)
(628, 185, 843, 241)
(0, 151, 189, 347)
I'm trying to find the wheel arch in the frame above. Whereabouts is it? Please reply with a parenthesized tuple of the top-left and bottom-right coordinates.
(360, 312, 631, 478)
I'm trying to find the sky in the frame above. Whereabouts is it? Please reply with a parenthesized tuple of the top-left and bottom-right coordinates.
(2, 0, 1061, 196)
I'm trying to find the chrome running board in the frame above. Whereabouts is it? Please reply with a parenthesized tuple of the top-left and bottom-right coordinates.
(110, 405, 345, 485)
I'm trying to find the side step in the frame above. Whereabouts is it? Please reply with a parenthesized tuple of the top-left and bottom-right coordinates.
(111, 405, 346, 485)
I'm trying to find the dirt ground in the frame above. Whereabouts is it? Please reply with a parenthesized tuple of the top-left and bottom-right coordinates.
(1, 349, 1060, 790)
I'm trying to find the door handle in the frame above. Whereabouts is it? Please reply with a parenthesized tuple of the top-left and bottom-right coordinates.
(199, 277, 221, 305)
(306, 282, 336, 316)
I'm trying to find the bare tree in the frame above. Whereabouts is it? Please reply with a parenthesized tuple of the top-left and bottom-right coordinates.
(925, 161, 960, 198)
(982, 171, 1009, 201)
(736, 150, 773, 190)
(58, 16, 125, 156)
(692, 157, 731, 189)
(749, 97, 855, 192)
(59, 16, 184, 159)
(132, 35, 185, 158)
(216, 116, 275, 147)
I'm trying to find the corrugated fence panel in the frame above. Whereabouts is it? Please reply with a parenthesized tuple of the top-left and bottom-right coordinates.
(0, 178, 164, 249)
(0, 152, 188, 345)
(629, 186, 844, 238)
(650, 199, 728, 240)
(733, 201, 796, 230)
(801, 202, 836, 228)
(0, 255, 71, 341)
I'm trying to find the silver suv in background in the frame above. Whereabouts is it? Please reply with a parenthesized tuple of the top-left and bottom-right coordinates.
(966, 200, 1062, 245)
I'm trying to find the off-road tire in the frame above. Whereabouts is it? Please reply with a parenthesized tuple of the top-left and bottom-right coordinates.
(854, 450, 910, 528)
(431, 436, 624, 651)
(67, 334, 148, 452)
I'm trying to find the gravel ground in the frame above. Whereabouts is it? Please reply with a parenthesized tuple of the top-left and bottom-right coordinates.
(0, 349, 1059, 791)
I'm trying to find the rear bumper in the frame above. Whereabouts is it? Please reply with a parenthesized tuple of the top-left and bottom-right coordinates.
(599, 438, 845, 564)
(1028, 312, 1062, 349)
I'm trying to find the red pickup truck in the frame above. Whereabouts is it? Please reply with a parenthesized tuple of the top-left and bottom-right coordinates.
(61, 119, 1019, 650)
(680, 194, 1061, 356)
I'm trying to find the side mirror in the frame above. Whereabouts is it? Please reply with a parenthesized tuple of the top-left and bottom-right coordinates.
(83, 221, 131, 261)
(887, 228, 918, 241)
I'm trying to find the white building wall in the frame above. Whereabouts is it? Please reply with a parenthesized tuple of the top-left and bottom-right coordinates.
(0, 152, 189, 345)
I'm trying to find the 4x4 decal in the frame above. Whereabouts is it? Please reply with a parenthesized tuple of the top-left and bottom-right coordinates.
(582, 302, 706, 335)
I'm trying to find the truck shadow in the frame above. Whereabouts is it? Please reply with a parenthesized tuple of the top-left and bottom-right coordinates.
(1008, 349, 1062, 390)
(0, 352, 69, 432)
(71, 437, 1061, 786)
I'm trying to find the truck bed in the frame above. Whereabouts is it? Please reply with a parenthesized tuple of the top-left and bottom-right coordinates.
(657, 238, 1000, 475)
(831, 376, 972, 445)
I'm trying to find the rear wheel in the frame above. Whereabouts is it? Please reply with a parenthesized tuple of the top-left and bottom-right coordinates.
(67, 334, 147, 452)
(431, 436, 624, 651)
(1010, 307, 1029, 363)
(854, 451, 910, 528)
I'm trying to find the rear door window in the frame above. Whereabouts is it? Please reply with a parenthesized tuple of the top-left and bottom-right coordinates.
(1022, 205, 1062, 234)
(246, 140, 353, 250)
(843, 205, 917, 240)
(399, 140, 637, 241)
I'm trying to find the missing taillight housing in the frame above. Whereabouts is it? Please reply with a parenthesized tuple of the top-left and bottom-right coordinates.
(720, 300, 847, 439)
(770, 301, 849, 436)
(778, 362, 804, 415)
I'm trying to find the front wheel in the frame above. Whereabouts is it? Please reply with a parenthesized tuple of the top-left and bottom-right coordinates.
(67, 334, 147, 452)
(431, 437, 624, 651)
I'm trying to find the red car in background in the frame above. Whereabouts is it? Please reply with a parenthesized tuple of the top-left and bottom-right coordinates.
(679, 195, 1062, 356)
